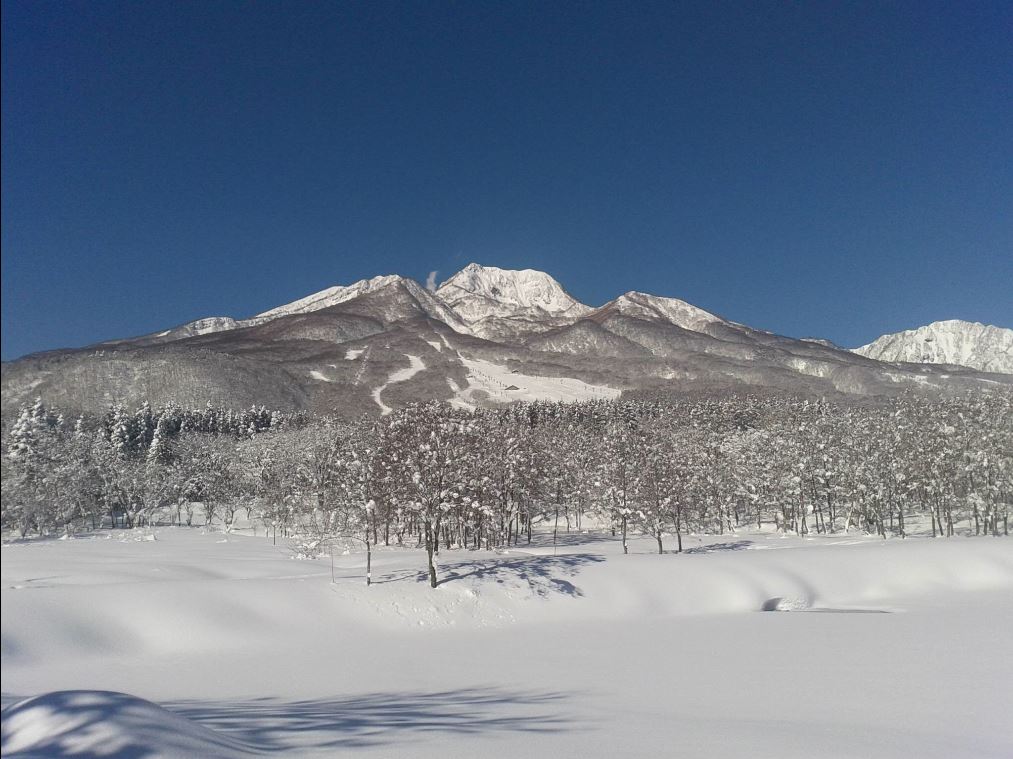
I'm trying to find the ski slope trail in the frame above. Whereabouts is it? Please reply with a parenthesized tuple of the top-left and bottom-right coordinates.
(438, 333, 619, 406)
(371, 354, 426, 415)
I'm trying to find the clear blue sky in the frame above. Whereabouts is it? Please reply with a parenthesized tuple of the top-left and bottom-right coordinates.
(3, 1, 1010, 360)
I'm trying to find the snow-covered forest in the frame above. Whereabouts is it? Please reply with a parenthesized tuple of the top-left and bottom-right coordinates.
(4, 392, 1010, 585)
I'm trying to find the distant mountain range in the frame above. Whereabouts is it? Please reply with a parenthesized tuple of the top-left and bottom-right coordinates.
(3, 264, 1010, 418)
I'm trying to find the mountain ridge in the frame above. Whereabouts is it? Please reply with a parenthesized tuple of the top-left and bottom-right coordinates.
(853, 319, 1013, 374)
(85, 264, 1010, 371)
(3, 264, 1010, 419)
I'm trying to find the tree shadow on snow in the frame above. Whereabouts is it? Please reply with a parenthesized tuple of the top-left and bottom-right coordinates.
(522, 531, 620, 549)
(2, 688, 576, 756)
(683, 540, 754, 554)
(1, 690, 249, 759)
(168, 686, 576, 752)
(373, 553, 605, 596)
(436, 553, 605, 595)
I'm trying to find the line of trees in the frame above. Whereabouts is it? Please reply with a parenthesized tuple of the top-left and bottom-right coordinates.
(3, 391, 1010, 587)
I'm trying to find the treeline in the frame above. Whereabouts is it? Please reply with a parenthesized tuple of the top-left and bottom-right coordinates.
(2, 400, 306, 536)
(2, 392, 1010, 587)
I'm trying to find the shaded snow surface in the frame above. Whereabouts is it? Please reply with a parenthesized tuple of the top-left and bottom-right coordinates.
(1, 690, 249, 758)
(3, 527, 1012, 758)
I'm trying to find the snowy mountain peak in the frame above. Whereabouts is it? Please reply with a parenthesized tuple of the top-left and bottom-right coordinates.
(854, 319, 1013, 374)
(255, 275, 407, 319)
(436, 263, 592, 323)
(605, 291, 724, 334)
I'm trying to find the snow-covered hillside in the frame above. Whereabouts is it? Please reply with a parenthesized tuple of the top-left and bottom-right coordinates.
(854, 319, 1013, 374)
(3, 526, 1011, 758)
(257, 274, 468, 332)
(598, 291, 725, 334)
(256, 274, 408, 319)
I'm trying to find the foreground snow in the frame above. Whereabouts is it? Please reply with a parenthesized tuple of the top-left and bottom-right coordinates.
(2, 690, 250, 758)
(3, 527, 1012, 758)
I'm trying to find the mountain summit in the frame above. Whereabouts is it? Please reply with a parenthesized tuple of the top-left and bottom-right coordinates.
(853, 320, 1013, 374)
(436, 263, 591, 323)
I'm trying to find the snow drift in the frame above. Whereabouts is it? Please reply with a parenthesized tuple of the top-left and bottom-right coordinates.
(1, 690, 249, 758)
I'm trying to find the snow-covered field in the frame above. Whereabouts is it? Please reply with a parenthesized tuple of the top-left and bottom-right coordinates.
(3, 527, 1012, 758)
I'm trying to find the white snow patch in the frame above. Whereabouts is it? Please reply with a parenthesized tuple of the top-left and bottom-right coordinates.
(345, 349, 365, 360)
(308, 370, 332, 383)
(787, 358, 838, 379)
(455, 355, 620, 405)
(886, 371, 932, 385)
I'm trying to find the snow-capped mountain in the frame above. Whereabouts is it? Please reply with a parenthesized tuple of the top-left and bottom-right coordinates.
(5, 264, 1011, 419)
(436, 264, 591, 323)
(854, 320, 1013, 375)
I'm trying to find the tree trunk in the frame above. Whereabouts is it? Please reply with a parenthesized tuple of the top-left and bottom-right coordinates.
(425, 513, 442, 589)
(366, 529, 372, 587)
(553, 507, 559, 554)
(425, 520, 438, 588)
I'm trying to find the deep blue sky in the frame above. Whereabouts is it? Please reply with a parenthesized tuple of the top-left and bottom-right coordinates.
(3, 1, 1011, 359)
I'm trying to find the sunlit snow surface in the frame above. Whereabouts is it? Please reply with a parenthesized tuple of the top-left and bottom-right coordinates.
(437, 330, 619, 409)
(436, 263, 592, 323)
(453, 355, 620, 407)
(3, 526, 1012, 758)
(255, 275, 406, 319)
(854, 319, 1013, 374)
